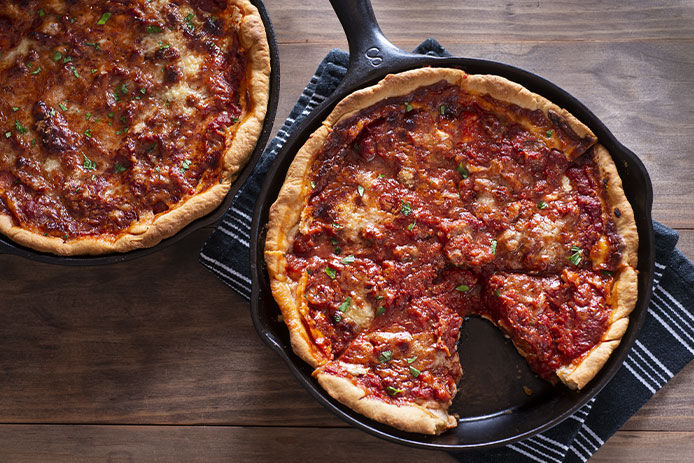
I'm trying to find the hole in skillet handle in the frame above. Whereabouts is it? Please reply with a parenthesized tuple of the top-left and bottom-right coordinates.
(0, 0, 280, 267)
(251, 0, 655, 451)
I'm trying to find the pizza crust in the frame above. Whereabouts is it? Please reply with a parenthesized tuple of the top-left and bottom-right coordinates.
(0, 0, 270, 255)
(315, 370, 457, 435)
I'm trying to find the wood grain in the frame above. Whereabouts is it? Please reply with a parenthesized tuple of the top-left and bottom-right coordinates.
(0, 0, 692, 461)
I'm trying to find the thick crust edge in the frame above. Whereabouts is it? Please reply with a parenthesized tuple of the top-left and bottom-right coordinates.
(0, 0, 270, 256)
(315, 370, 456, 435)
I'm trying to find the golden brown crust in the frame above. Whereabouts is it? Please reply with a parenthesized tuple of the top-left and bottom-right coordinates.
(315, 370, 457, 435)
(0, 0, 270, 255)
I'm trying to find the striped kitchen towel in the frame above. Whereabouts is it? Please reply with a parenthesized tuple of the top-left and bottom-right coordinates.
(200, 40, 694, 461)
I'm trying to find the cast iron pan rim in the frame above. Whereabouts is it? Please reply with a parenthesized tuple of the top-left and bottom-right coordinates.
(249, 0, 654, 451)
(0, 0, 279, 266)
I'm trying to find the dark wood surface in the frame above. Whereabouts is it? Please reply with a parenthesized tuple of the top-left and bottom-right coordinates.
(1, 0, 693, 461)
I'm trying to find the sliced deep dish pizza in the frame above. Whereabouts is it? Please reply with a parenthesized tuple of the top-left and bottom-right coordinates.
(265, 68, 638, 434)
(0, 0, 270, 254)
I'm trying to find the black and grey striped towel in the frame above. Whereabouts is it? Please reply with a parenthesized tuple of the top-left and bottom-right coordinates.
(200, 40, 694, 462)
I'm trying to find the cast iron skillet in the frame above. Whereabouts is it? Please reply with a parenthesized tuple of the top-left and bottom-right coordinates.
(250, 0, 654, 450)
(0, 0, 279, 266)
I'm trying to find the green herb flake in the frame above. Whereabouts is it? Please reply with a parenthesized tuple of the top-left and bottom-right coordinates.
(91, 68, 98, 74)
(113, 162, 127, 173)
(333, 314, 342, 323)
(146, 143, 157, 152)
(31, 66, 42, 75)
(84, 42, 101, 51)
(376, 306, 385, 316)
(537, 201, 548, 210)
(408, 219, 416, 231)
(325, 267, 337, 279)
(63, 56, 72, 63)
(377, 174, 385, 178)
(337, 296, 352, 312)
(97, 12, 112, 25)
(52, 51, 62, 62)
(85, 112, 92, 121)
(155, 166, 161, 173)
(601, 270, 614, 277)
(140, 88, 146, 95)
(14, 121, 28, 134)
(353, 142, 359, 152)
(495, 289, 501, 297)
(404, 102, 413, 112)
(146, 25, 162, 33)
(180, 159, 192, 171)
(333, 247, 341, 255)
(386, 386, 404, 396)
(378, 350, 392, 363)
(160, 43, 170, 50)
(58, 102, 68, 111)
(456, 284, 470, 292)
(83, 129, 92, 138)
(5, 131, 11, 138)
(491, 240, 497, 255)
(332, 222, 342, 229)
(12, 107, 19, 112)
(184, 13, 195, 29)
(357, 185, 364, 196)
(310, 181, 316, 188)
(568, 245, 583, 265)
(82, 154, 96, 171)
(71, 66, 80, 78)
(341, 255, 355, 265)
(107, 112, 114, 118)
(546, 129, 552, 138)
(375, 295, 384, 301)
(457, 162, 469, 178)
(38, 9, 45, 17)
(409, 366, 421, 378)
(407, 356, 417, 364)
(330, 238, 339, 246)
(401, 201, 412, 216)
(440, 105, 446, 115)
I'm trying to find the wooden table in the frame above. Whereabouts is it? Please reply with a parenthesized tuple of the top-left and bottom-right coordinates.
(2, 1, 693, 461)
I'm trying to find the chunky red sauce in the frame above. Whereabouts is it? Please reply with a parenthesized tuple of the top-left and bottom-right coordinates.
(286, 80, 622, 401)
(0, 0, 251, 239)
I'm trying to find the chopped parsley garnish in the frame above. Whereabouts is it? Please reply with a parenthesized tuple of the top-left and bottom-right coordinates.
(14, 121, 28, 134)
(325, 267, 337, 279)
(332, 222, 342, 229)
(377, 174, 385, 178)
(601, 270, 614, 277)
(140, 88, 146, 95)
(353, 142, 359, 152)
(71, 66, 80, 78)
(376, 306, 385, 315)
(386, 386, 403, 396)
(12, 107, 19, 112)
(146, 143, 157, 152)
(31, 66, 42, 75)
(83, 129, 92, 138)
(4, 132, 10, 138)
(546, 129, 552, 137)
(408, 219, 416, 231)
(495, 289, 501, 297)
(119, 83, 128, 95)
(337, 296, 352, 312)
(490, 240, 497, 255)
(180, 159, 192, 171)
(184, 13, 195, 30)
(38, 9, 45, 17)
(58, 102, 68, 111)
(155, 166, 161, 173)
(407, 356, 417, 364)
(568, 245, 583, 265)
(85, 112, 92, 121)
(113, 162, 127, 173)
(146, 25, 162, 33)
(409, 366, 421, 378)
(82, 154, 96, 171)
(310, 181, 316, 188)
(91, 68, 98, 74)
(107, 112, 114, 118)
(84, 42, 101, 51)
(52, 51, 62, 62)
(440, 105, 446, 115)
(341, 255, 355, 265)
(330, 238, 339, 246)
(404, 102, 413, 112)
(378, 350, 392, 363)
(537, 201, 548, 210)
(357, 185, 365, 196)
(401, 201, 412, 216)
(333, 247, 341, 255)
(457, 162, 469, 178)
(63, 56, 72, 63)
(160, 43, 170, 50)
(333, 314, 342, 323)
(97, 12, 112, 25)
(456, 284, 470, 292)
(375, 295, 384, 301)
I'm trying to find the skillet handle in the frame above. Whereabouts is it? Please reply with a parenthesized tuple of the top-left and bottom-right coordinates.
(329, 0, 417, 89)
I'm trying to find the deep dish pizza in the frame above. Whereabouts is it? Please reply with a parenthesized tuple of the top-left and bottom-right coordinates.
(0, 0, 270, 254)
(265, 68, 638, 434)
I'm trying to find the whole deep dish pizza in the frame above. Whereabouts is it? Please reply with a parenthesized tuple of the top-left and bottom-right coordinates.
(265, 68, 638, 435)
(0, 0, 270, 254)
